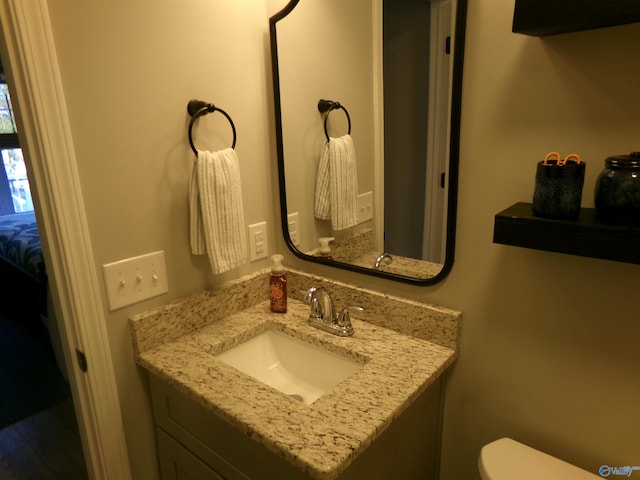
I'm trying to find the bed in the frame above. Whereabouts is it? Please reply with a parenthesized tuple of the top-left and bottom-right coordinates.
(0, 211, 67, 380)
(0, 211, 46, 283)
(0, 210, 47, 317)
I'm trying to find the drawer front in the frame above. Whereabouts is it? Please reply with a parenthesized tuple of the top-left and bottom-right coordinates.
(157, 428, 226, 480)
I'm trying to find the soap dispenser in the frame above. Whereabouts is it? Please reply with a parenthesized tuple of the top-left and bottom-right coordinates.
(316, 237, 335, 260)
(269, 254, 287, 313)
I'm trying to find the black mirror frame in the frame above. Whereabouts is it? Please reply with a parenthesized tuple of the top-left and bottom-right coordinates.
(269, 0, 467, 285)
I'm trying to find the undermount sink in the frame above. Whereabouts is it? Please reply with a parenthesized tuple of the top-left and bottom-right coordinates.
(215, 329, 363, 404)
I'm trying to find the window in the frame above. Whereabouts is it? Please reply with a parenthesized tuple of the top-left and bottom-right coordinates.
(0, 82, 33, 215)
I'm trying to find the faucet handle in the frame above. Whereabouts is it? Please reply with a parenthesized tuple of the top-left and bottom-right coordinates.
(337, 306, 364, 329)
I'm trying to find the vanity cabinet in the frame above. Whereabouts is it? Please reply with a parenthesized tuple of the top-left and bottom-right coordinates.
(131, 273, 460, 480)
(149, 373, 444, 480)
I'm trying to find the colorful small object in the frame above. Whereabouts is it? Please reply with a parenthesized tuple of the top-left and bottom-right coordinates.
(532, 152, 585, 220)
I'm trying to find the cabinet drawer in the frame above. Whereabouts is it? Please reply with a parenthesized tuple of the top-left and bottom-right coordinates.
(157, 428, 226, 480)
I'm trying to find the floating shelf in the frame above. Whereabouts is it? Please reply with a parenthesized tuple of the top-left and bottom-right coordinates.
(512, 0, 640, 36)
(493, 202, 640, 265)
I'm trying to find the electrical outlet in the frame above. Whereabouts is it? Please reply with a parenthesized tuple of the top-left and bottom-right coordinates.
(102, 250, 168, 311)
(248, 221, 269, 262)
(287, 212, 300, 246)
(357, 191, 373, 223)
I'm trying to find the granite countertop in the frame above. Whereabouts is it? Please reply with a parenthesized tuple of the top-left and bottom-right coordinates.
(134, 299, 457, 480)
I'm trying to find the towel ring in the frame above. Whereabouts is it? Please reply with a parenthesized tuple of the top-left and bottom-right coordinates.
(187, 99, 237, 156)
(318, 99, 351, 141)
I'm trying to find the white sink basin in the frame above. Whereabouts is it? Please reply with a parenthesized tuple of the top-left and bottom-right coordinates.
(215, 329, 362, 404)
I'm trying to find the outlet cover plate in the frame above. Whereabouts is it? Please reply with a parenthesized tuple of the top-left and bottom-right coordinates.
(357, 191, 373, 223)
(102, 250, 168, 311)
(248, 221, 269, 262)
(287, 212, 300, 246)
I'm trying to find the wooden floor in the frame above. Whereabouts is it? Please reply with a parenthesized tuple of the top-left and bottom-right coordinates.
(0, 397, 88, 480)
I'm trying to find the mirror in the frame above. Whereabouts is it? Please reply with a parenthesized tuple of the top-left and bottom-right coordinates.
(269, 0, 467, 285)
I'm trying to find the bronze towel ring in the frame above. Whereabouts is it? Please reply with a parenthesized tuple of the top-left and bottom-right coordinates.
(318, 99, 351, 141)
(187, 99, 237, 156)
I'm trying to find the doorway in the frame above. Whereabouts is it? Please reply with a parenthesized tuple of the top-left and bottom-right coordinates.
(382, 0, 451, 263)
(0, 1, 132, 478)
(0, 59, 88, 477)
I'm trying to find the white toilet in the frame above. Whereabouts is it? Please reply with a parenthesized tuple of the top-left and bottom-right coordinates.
(478, 437, 602, 479)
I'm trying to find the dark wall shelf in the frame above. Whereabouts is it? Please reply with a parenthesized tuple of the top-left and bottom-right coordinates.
(493, 202, 640, 265)
(513, 0, 640, 36)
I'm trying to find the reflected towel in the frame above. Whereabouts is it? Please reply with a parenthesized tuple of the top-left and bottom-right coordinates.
(314, 134, 358, 230)
(189, 148, 247, 274)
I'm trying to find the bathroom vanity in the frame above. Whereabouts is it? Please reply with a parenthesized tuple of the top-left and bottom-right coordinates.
(130, 270, 461, 480)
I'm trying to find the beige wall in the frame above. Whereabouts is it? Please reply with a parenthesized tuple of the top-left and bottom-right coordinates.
(437, 1, 640, 478)
(47, 1, 281, 478)
(42, 0, 640, 479)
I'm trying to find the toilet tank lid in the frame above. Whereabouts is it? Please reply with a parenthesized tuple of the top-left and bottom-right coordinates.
(478, 438, 601, 480)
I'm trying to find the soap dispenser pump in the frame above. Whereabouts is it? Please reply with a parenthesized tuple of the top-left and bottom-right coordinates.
(269, 254, 287, 313)
(317, 237, 335, 260)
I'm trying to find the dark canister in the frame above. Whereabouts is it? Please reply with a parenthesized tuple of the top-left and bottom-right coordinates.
(533, 152, 585, 220)
(594, 152, 640, 223)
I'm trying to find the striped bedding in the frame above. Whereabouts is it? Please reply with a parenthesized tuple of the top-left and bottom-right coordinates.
(0, 211, 45, 281)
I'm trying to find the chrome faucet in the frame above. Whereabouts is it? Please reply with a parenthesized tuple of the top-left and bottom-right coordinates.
(302, 286, 361, 337)
(374, 253, 393, 270)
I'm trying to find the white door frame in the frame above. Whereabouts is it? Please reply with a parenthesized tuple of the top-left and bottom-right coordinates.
(423, 0, 452, 263)
(372, 0, 384, 252)
(0, 1, 132, 479)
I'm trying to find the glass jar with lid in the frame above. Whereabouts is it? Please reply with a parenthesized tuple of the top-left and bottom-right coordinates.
(594, 152, 640, 223)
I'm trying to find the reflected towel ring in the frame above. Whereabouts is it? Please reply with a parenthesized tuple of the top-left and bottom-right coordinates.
(187, 99, 237, 156)
(318, 99, 351, 141)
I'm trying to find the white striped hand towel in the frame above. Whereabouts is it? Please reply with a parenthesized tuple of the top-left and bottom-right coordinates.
(314, 134, 358, 230)
(189, 148, 248, 274)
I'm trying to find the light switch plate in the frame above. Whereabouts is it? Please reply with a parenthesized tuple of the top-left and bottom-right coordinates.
(102, 250, 168, 311)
